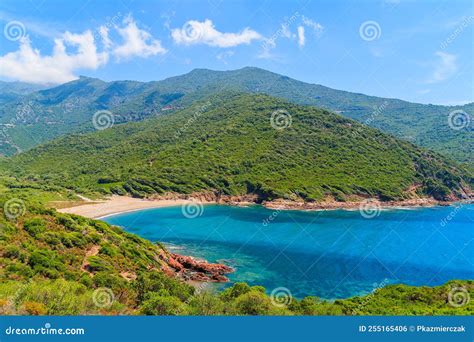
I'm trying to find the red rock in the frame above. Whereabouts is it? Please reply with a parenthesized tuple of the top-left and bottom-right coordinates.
(162, 253, 234, 283)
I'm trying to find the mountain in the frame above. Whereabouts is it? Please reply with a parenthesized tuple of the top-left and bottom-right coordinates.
(0, 68, 472, 164)
(1, 93, 473, 316)
(0, 81, 52, 104)
(0, 81, 51, 96)
(6, 93, 472, 202)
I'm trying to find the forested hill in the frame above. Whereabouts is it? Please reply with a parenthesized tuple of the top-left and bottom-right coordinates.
(5, 93, 472, 202)
(0, 67, 472, 164)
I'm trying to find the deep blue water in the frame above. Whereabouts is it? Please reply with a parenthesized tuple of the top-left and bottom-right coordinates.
(103, 204, 474, 299)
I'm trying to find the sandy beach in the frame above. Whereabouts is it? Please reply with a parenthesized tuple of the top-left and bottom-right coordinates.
(55, 191, 467, 220)
(56, 196, 193, 219)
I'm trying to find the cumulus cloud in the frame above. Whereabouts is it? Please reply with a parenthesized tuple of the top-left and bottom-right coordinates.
(297, 26, 305, 47)
(0, 32, 108, 84)
(427, 51, 458, 83)
(113, 16, 167, 59)
(0, 15, 166, 84)
(171, 19, 262, 47)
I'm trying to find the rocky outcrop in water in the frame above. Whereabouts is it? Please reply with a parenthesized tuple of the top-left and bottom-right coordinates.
(158, 250, 234, 283)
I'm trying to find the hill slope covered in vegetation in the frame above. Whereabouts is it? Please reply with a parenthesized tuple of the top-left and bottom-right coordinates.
(5, 93, 472, 202)
(0, 68, 472, 164)
(0, 193, 472, 316)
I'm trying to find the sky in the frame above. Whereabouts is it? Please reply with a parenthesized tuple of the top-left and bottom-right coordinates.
(0, 0, 472, 105)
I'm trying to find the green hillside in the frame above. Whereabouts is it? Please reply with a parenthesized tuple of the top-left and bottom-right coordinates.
(0, 93, 472, 316)
(0, 194, 472, 315)
(6, 93, 472, 202)
(0, 68, 472, 164)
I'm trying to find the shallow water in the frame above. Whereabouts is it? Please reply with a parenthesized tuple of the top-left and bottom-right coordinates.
(103, 204, 474, 299)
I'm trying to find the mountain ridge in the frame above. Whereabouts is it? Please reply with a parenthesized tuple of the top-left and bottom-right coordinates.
(0, 67, 472, 163)
(6, 93, 471, 203)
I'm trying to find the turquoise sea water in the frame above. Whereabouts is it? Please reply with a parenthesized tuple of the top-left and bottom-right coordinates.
(103, 204, 474, 299)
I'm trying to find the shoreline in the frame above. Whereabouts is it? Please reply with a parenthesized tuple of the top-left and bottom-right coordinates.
(55, 194, 472, 288)
(55, 193, 471, 219)
(56, 196, 195, 219)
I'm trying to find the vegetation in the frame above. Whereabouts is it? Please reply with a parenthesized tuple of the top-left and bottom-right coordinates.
(1, 197, 472, 316)
(0, 68, 472, 164)
(0, 90, 472, 317)
(4, 93, 471, 202)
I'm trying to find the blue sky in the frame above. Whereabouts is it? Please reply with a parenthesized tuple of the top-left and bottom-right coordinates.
(0, 0, 472, 105)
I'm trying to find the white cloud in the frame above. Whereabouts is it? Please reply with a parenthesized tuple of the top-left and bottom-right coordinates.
(0, 15, 166, 84)
(297, 26, 305, 47)
(171, 19, 262, 47)
(113, 16, 167, 59)
(0, 32, 108, 84)
(427, 51, 458, 83)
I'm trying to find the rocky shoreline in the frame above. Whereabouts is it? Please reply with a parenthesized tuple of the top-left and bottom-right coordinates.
(148, 191, 472, 211)
(158, 250, 234, 283)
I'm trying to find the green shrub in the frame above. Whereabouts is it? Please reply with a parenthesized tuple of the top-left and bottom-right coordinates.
(23, 218, 47, 237)
(86, 256, 112, 272)
(140, 292, 187, 315)
(5, 262, 33, 278)
(3, 245, 21, 259)
(28, 249, 65, 274)
(220, 282, 251, 301)
(232, 290, 272, 315)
